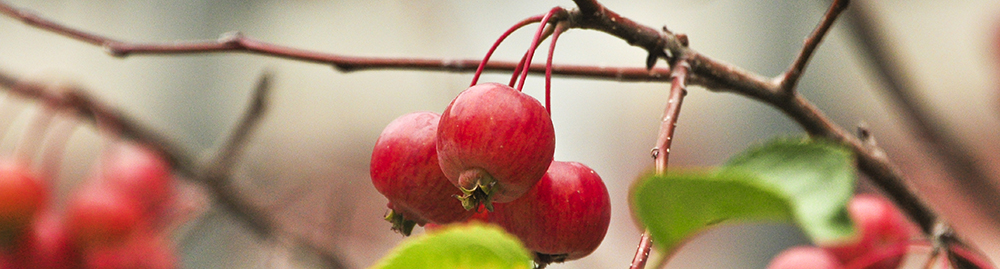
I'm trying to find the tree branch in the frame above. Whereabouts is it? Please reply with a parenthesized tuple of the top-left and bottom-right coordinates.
(198, 72, 274, 237)
(777, 0, 850, 94)
(638, 58, 690, 269)
(0, 1, 671, 83)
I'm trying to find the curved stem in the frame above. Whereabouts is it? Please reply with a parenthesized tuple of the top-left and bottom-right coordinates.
(515, 7, 565, 92)
(544, 22, 568, 115)
(471, 14, 545, 86)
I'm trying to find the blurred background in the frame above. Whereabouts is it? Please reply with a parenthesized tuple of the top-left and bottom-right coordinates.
(1, 0, 999, 268)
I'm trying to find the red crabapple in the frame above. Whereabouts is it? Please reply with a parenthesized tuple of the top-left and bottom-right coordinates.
(0, 159, 47, 245)
(767, 246, 842, 269)
(823, 194, 915, 269)
(64, 182, 144, 248)
(491, 161, 610, 264)
(437, 83, 555, 210)
(371, 112, 475, 235)
(100, 141, 174, 220)
(13, 209, 78, 269)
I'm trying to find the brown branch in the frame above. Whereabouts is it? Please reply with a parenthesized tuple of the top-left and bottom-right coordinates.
(777, 0, 850, 94)
(199, 72, 274, 237)
(0, 1, 670, 82)
(652, 59, 689, 173)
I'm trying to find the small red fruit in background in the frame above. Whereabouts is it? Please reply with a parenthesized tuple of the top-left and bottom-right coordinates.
(371, 112, 474, 235)
(82, 231, 176, 269)
(0, 159, 47, 245)
(823, 194, 915, 269)
(491, 161, 611, 264)
(64, 182, 144, 248)
(100, 141, 174, 220)
(767, 246, 842, 269)
(13, 209, 78, 269)
(437, 83, 555, 210)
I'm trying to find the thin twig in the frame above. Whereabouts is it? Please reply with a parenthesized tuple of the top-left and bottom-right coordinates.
(652, 59, 689, 173)
(0, 1, 669, 82)
(777, 0, 850, 94)
(199, 72, 274, 237)
(647, 58, 691, 269)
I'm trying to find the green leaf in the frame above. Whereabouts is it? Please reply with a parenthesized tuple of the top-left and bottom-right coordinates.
(629, 138, 856, 254)
(720, 138, 855, 244)
(370, 223, 533, 269)
(630, 171, 795, 253)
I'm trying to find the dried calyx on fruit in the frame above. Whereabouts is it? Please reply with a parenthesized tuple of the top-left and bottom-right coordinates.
(371, 112, 475, 236)
(436, 83, 555, 211)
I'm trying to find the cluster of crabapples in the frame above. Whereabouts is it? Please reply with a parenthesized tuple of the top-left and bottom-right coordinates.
(768, 194, 917, 269)
(0, 141, 177, 269)
(371, 7, 613, 265)
(370, 83, 612, 264)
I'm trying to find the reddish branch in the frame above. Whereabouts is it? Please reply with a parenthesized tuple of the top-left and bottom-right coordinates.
(633, 58, 690, 269)
(0, 0, 993, 267)
(0, 2, 669, 83)
(778, 0, 849, 94)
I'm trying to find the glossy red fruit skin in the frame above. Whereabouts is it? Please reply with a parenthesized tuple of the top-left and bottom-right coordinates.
(767, 246, 842, 269)
(371, 112, 475, 228)
(64, 183, 144, 248)
(437, 83, 555, 205)
(823, 194, 914, 269)
(491, 161, 611, 263)
(101, 142, 173, 220)
(0, 159, 47, 245)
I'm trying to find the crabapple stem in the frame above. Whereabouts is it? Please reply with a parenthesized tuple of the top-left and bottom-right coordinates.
(39, 116, 77, 184)
(515, 7, 565, 92)
(544, 22, 568, 115)
(510, 53, 530, 87)
(471, 14, 545, 87)
(14, 105, 55, 164)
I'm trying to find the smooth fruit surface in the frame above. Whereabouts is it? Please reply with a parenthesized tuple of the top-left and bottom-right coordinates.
(767, 246, 842, 269)
(101, 141, 174, 219)
(0, 159, 47, 245)
(437, 83, 555, 208)
(491, 161, 610, 263)
(823, 194, 914, 269)
(371, 112, 474, 234)
(13, 209, 77, 269)
(64, 183, 144, 248)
